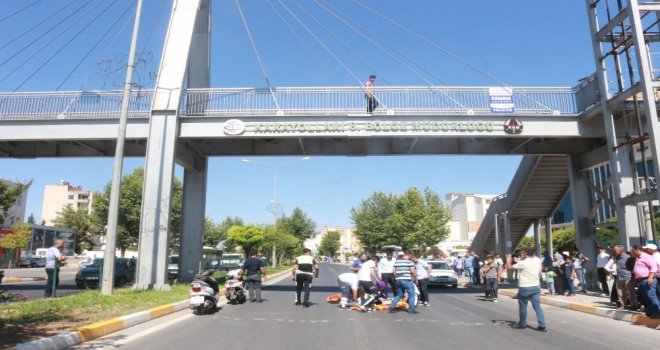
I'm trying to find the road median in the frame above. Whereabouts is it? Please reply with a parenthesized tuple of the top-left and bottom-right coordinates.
(3, 268, 292, 350)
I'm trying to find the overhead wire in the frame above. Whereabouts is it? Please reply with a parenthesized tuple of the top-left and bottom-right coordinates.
(351, 0, 554, 112)
(0, 0, 43, 24)
(265, 0, 340, 85)
(0, 0, 94, 69)
(289, 0, 390, 85)
(12, 0, 121, 91)
(56, 1, 136, 90)
(0, 0, 78, 52)
(312, 0, 466, 110)
(274, 0, 363, 86)
(234, 0, 281, 111)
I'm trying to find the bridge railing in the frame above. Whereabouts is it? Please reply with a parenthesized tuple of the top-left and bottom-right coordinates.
(0, 90, 152, 120)
(184, 86, 578, 116)
(0, 86, 578, 120)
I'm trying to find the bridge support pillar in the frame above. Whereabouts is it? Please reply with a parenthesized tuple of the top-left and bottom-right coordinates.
(134, 0, 205, 290)
(568, 155, 598, 289)
(533, 219, 541, 258)
(136, 111, 180, 291)
(544, 217, 553, 257)
(178, 157, 208, 283)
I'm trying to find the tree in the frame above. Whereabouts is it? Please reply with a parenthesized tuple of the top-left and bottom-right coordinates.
(0, 180, 32, 227)
(350, 191, 397, 253)
(93, 168, 183, 256)
(27, 213, 36, 224)
(261, 224, 299, 264)
(351, 187, 451, 253)
(0, 223, 31, 267)
(318, 230, 341, 257)
(52, 204, 98, 253)
(277, 207, 316, 244)
(426, 246, 445, 258)
(400, 187, 451, 252)
(204, 216, 244, 248)
(227, 225, 265, 256)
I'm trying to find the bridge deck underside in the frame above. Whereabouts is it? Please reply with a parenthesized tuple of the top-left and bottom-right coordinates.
(0, 137, 604, 158)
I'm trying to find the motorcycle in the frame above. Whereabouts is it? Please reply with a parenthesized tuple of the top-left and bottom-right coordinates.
(224, 269, 247, 305)
(189, 270, 219, 315)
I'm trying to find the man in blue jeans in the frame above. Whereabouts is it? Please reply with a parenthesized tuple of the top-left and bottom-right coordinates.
(506, 248, 546, 331)
(388, 251, 418, 314)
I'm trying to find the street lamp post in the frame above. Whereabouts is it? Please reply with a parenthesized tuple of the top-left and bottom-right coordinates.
(241, 157, 310, 267)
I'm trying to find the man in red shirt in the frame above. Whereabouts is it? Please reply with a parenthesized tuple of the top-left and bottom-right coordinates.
(632, 245, 659, 318)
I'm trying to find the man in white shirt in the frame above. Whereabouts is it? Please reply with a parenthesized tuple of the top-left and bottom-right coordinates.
(412, 255, 432, 306)
(377, 251, 396, 297)
(356, 254, 380, 310)
(44, 239, 67, 297)
(596, 246, 611, 296)
(337, 272, 359, 309)
(507, 249, 546, 332)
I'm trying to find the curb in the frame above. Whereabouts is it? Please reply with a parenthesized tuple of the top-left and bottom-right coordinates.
(1, 277, 46, 284)
(4, 268, 293, 350)
(497, 289, 660, 329)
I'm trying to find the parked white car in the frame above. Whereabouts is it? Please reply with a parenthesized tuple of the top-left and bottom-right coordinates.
(427, 261, 458, 288)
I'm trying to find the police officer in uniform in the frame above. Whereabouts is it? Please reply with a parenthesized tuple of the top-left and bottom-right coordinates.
(292, 248, 319, 308)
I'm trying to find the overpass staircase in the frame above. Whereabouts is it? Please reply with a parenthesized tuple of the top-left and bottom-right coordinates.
(470, 155, 570, 253)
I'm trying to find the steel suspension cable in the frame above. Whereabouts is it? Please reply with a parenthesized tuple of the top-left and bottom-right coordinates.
(0, 0, 78, 51)
(290, 0, 390, 85)
(60, 4, 136, 116)
(0, 0, 94, 69)
(352, 0, 554, 112)
(140, 0, 168, 53)
(56, 1, 136, 90)
(234, 0, 280, 111)
(316, 0, 447, 86)
(0, 0, 43, 24)
(265, 0, 340, 85)
(12, 0, 120, 91)
(313, 0, 466, 110)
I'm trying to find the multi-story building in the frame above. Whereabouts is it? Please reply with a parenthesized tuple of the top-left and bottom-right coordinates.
(440, 192, 497, 254)
(0, 179, 28, 229)
(305, 226, 362, 262)
(41, 181, 97, 226)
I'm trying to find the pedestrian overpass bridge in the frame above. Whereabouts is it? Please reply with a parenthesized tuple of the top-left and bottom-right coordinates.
(2, 0, 660, 292)
(0, 84, 605, 159)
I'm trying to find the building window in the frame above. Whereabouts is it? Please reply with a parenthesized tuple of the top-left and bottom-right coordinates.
(68, 195, 74, 200)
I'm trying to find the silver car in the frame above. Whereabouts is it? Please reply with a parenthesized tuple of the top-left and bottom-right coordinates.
(427, 261, 458, 288)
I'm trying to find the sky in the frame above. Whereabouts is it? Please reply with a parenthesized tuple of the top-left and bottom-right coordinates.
(0, 0, 596, 228)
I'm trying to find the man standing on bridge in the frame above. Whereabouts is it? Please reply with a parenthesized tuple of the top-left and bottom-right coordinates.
(292, 248, 318, 308)
(44, 239, 67, 298)
(507, 248, 546, 331)
(364, 75, 378, 113)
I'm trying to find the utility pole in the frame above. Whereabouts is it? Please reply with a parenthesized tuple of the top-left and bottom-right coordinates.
(102, 0, 144, 296)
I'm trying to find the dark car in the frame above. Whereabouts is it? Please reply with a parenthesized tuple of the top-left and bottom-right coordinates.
(75, 258, 137, 289)
(17, 257, 47, 268)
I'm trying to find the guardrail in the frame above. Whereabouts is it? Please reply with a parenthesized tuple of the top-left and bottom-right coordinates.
(0, 86, 578, 120)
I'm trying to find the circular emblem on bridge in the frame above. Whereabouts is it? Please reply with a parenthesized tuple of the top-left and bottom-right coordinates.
(503, 118, 523, 134)
(223, 119, 246, 135)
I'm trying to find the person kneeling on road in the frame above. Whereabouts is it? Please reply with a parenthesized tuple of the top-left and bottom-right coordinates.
(337, 272, 359, 309)
(356, 254, 380, 311)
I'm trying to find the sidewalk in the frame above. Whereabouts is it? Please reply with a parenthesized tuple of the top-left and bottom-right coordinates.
(461, 277, 660, 329)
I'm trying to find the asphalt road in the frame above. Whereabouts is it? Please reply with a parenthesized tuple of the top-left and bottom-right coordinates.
(76, 264, 660, 350)
(1, 267, 80, 300)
